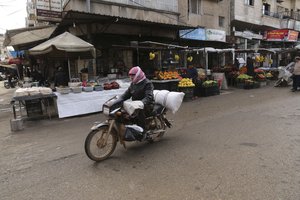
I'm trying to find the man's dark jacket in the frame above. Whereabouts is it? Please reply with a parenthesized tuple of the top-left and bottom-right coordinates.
(119, 78, 154, 108)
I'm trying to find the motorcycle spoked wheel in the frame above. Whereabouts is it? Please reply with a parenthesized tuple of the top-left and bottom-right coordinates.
(84, 126, 117, 162)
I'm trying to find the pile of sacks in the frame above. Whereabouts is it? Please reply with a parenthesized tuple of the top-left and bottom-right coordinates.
(123, 90, 185, 115)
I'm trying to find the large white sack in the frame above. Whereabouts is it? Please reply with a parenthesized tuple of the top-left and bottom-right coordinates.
(153, 90, 185, 114)
(123, 100, 144, 116)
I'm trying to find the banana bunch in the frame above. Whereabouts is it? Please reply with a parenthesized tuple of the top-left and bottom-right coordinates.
(187, 56, 193, 62)
(149, 52, 155, 60)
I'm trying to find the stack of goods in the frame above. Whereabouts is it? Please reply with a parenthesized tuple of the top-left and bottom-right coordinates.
(68, 78, 82, 93)
(154, 70, 181, 80)
(254, 68, 267, 87)
(103, 81, 120, 90)
(177, 78, 195, 100)
(265, 72, 274, 80)
(14, 87, 53, 97)
(236, 74, 262, 89)
(83, 82, 94, 92)
(56, 86, 71, 94)
(236, 74, 253, 89)
(200, 80, 220, 97)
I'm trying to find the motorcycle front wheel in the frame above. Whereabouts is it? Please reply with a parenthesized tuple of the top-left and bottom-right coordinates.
(84, 126, 117, 162)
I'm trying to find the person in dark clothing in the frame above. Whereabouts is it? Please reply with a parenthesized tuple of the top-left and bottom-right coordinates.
(115, 66, 154, 129)
(32, 69, 44, 86)
(246, 57, 255, 77)
(6, 71, 13, 87)
(185, 65, 199, 98)
(54, 67, 68, 86)
(234, 58, 240, 70)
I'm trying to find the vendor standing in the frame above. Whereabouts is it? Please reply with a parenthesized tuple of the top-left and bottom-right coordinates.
(246, 57, 255, 77)
(185, 64, 200, 98)
(54, 67, 68, 87)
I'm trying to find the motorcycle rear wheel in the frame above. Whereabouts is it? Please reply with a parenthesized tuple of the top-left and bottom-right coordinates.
(84, 126, 117, 162)
(148, 117, 166, 142)
(4, 83, 10, 89)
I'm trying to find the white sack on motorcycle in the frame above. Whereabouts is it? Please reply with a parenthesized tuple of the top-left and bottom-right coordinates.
(123, 101, 144, 116)
(153, 90, 185, 114)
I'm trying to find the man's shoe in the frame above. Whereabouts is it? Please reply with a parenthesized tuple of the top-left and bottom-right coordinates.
(291, 89, 296, 92)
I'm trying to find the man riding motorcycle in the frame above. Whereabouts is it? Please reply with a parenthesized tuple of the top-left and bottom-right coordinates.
(113, 66, 154, 130)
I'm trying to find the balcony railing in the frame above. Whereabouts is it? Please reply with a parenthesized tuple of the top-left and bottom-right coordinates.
(262, 10, 300, 21)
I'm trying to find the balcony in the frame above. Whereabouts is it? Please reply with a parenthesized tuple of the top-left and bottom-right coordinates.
(262, 10, 300, 21)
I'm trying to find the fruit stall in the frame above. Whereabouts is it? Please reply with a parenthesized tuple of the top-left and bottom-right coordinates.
(151, 71, 181, 91)
(184, 47, 235, 74)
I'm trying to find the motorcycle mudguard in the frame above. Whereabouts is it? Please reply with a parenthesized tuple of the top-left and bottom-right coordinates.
(91, 121, 109, 130)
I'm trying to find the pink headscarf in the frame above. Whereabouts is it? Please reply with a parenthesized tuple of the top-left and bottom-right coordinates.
(128, 66, 146, 84)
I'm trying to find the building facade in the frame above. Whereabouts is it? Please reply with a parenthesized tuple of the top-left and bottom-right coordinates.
(11, 0, 300, 78)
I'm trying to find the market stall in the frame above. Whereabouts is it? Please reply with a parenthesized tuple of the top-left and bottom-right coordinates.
(55, 87, 127, 118)
(137, 41, 188, 92)
(11, 87, 57, 120)
(28, 31, 95, 80)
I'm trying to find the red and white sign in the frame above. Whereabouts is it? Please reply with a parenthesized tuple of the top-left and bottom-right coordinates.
(264, 29, 299, 42)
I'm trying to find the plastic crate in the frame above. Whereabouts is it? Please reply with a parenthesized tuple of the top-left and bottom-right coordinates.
(200, 86, 220, 97)
(178, 87, 194, 101)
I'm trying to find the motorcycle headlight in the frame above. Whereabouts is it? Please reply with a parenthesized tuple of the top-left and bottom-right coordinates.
(103, 106, 110, 115)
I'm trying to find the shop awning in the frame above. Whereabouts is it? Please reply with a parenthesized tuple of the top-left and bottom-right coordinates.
(28, 32, 96, 59)
(3, 26, 57, 48)
(0, 64, 17, 69)
(139, 41, 188, 49)
(235, 48, 277, 54)
(187, 47, 235, 53)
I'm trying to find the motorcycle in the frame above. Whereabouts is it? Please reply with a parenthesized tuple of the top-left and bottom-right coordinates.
(274, 62, 294, 87)
(4, 77, 23, 89)
(84, 96, 172, 162)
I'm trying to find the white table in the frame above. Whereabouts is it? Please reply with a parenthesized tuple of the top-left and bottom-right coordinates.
(55, 88, 127, 118)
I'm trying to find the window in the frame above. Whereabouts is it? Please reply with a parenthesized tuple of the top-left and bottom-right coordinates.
(245, 0, 254, 6)
(263, 3, 271, 16)
(189, 0, 201, 15)
(219, 16, 225, 27)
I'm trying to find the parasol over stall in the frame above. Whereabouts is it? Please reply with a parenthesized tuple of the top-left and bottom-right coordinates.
(28, 31, 96, 79)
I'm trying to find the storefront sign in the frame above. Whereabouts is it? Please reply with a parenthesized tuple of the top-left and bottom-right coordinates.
(206, 29, 226, 42)
(264, 29, 299, 42)
(179, 28, 206, 41)
(234, 31, 263, 40)
(36, 0, 62, 22)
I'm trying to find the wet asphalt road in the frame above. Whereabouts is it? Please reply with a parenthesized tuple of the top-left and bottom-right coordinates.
(0, 82, 300, 200)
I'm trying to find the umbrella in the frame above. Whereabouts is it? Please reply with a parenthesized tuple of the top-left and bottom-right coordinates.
(28, 32, 95, 59)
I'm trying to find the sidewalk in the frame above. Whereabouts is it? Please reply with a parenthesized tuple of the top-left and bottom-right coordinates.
(0, 81, 17, 114)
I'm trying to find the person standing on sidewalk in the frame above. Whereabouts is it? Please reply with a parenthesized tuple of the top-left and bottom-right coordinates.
(291, 56, 300, 92)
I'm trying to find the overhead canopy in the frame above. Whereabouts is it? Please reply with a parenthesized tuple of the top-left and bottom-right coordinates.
(0, 64, 17, 69)
(3, 26, 56, 50)
(28, 32, 96, 59)
(187, 47, 235, 53)
(235, 48, 277, 54)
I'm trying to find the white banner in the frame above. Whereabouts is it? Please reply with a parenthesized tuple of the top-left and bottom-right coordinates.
(206, 29, 226, 42)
